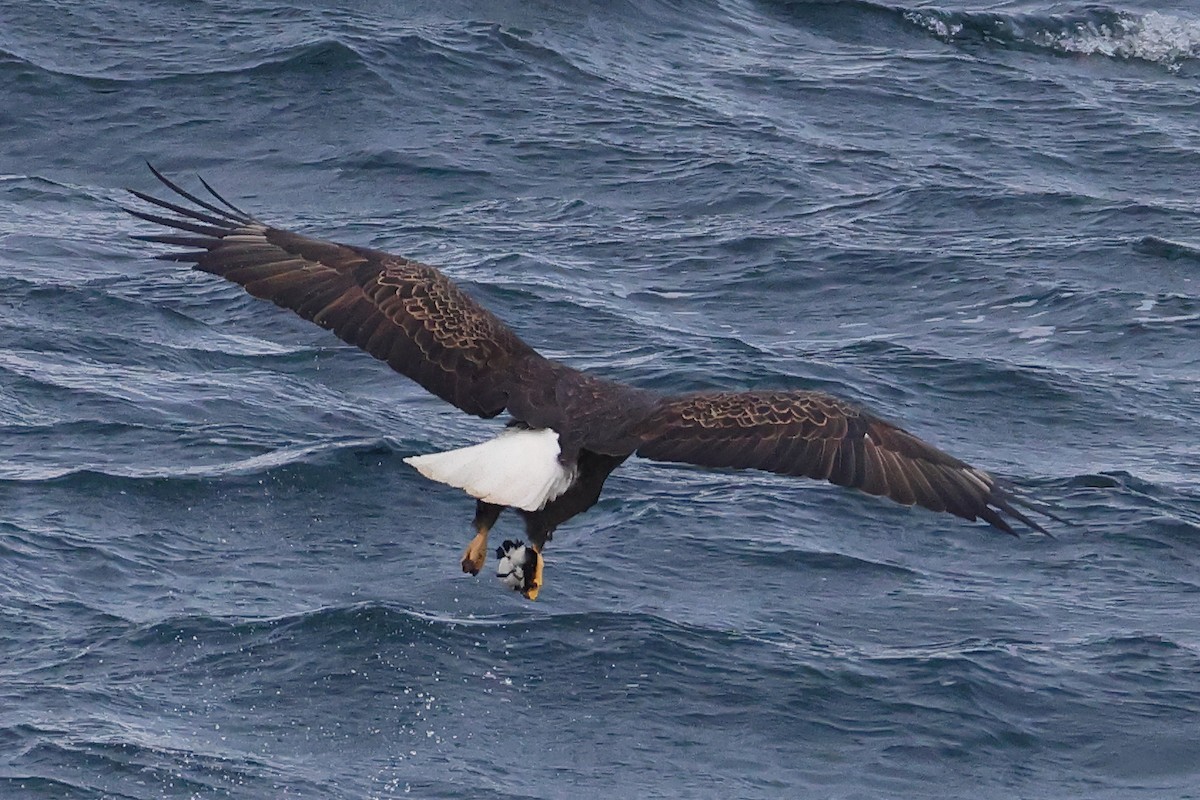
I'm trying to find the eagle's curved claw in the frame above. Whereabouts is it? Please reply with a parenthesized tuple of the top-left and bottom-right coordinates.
(495, 540, 542, 600)
(461, 529, 489, 575)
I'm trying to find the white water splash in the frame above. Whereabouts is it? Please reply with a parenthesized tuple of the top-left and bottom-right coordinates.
(906, 8, 1200, 72)
(1038, 11, 1200, 72)
(906, 12, 963, 41)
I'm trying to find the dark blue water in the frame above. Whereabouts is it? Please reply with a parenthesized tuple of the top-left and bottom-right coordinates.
(3, 1, 1200, 797)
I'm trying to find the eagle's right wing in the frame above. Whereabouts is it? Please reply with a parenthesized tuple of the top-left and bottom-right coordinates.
(126, 166, 540, 419)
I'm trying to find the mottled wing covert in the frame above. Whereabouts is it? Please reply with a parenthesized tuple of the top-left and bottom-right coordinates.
(634, 390, 1048, 534)
(125, 167, 537, 418)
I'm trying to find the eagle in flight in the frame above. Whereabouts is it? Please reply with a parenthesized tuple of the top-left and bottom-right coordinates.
(127, 166, 1055, 600)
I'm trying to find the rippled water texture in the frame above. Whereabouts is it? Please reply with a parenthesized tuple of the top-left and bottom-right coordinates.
(2, 1, 1200, 797)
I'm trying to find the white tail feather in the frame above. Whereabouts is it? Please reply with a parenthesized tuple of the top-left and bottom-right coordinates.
(404, 428, 577, 512)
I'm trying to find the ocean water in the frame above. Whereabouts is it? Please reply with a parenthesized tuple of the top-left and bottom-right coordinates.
(3, 0, 1200, 797)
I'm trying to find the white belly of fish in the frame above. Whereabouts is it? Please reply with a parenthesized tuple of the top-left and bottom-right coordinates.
(404, 428, 577, 512)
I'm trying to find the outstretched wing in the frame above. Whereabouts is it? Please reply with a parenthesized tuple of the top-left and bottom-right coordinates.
(125, 166, 539, 418)
(634, 390, 1052, 534)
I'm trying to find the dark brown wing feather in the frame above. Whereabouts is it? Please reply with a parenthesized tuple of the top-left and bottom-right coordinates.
(125, 166, 539, 418)
(633, 390, 1050, 534)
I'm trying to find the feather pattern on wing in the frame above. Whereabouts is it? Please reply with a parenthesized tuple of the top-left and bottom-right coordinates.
(125, 166, 539, 419)
(633, 390, 1049, 534)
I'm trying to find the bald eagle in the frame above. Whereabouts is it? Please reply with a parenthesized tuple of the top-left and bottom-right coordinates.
(126, 166, 1056, 600)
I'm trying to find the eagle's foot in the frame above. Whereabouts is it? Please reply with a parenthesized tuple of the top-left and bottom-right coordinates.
(495, 540, 542, 600)
(461, 529, 490, 576)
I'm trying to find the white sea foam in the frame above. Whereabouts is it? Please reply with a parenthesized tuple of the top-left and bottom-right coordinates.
(1039, 11, 1200, 72)
(906, 9, 1200, 72)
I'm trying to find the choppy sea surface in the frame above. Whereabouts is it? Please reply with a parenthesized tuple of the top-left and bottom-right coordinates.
(3, 1, 1200, 797)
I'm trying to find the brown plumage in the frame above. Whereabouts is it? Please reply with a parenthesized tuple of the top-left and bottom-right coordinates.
(631, 391, 1042, 533)
(126, 166, 1056, 596)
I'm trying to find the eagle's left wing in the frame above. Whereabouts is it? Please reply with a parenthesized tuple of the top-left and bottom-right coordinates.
(633, 390, 1054, 534)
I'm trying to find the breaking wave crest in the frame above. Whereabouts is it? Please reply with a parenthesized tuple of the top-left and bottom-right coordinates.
(903, 6, 1200, 71)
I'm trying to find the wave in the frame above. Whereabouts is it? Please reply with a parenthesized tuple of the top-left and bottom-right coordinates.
(0, 436, 397, 483)
(0, 37, 371, 85)
(820, 337, 1081, 406)
(25, 600, 1046, 676)
(7, 2, 1199, 99)
(709, 541, 922, 577)
(10, 596, 1198, 796)
(1061, 470, 1200, 531)
(1, 20, 589, 91)
(0, 730, 333, 798)
(1135, 235, 1200, 261)
(759, 1, 1200, 71)
(901, 5, 1200, 72)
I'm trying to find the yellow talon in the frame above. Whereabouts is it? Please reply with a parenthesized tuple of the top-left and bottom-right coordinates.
(521, 547, 543, 601)
(461, 528, 489, 575)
